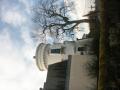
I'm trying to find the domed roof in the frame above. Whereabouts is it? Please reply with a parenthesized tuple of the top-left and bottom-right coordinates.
(35, 43, 50, 71)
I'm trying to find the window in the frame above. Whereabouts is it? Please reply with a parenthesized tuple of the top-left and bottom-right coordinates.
(78, 47, 85, 51)
(51, 49, 61, 54)
(78, 47, 86, 55)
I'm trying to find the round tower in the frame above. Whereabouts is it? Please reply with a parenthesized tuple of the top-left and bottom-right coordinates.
(34, 43, 49, 71)
(34, 43, 65, 71)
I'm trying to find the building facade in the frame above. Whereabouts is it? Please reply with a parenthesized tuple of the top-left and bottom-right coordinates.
(34, 38, 97, 90)
(42, 60, 70, 90)
(40, 55, 97, 90)
(34, 38, 93, 71)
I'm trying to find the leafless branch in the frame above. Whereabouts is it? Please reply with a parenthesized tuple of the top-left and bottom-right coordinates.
(33, 0, 91, 38)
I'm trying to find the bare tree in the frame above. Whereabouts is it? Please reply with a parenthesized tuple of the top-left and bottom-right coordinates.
(33, 0, 91, 38)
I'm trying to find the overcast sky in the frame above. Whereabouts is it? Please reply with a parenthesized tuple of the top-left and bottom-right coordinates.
(0, 0, 94, 90)
(0, 0, 47, 90)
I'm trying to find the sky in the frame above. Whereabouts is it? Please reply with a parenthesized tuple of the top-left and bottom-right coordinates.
(0, 0, 94, 90)
(0, 0, 47, 90)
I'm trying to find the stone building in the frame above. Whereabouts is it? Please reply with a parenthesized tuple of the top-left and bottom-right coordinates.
(40, 55, 97, 90)
(42, 61, 69, 90)
(34, 38, 97, 90)
(34, 38, 93, 71)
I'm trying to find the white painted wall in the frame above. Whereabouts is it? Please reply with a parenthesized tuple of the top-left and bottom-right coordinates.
(47, 54, 67, 65)
(68, 55, 97, 90)
(35, 38, 93, 71)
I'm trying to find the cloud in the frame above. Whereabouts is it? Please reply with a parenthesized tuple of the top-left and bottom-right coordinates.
(1, 10, 26, 26)
(0, 0, 47, 90)
(0, 28, 47, 90)
(0, 29, 25, 79)
(19, 0, 34, 14)
(20, 27, 36, 61)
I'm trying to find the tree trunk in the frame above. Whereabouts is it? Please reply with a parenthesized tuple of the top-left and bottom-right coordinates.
(98, 0, 107, 90)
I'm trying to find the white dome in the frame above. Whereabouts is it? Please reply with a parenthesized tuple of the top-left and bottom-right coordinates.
(35, 43, 50, 71)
